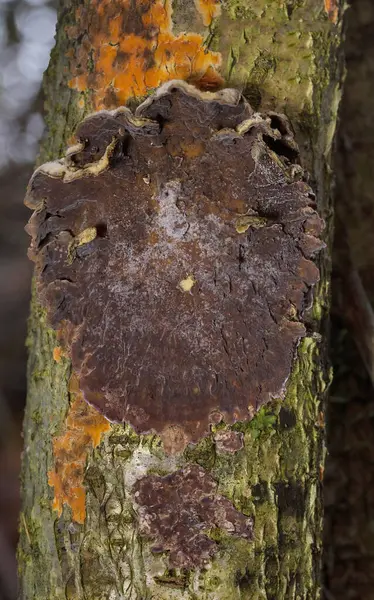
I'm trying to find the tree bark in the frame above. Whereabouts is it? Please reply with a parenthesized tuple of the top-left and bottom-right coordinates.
(18, 1, 342, 598)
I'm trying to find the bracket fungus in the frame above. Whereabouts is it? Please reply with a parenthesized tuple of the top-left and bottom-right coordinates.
(25, 80, 324, 450)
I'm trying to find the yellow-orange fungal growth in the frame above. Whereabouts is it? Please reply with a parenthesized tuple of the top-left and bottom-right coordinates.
(48, 377, 110, 523)
(67, 0, 223, 109)
(53, 346, 63, 363)
(194, 0, 221, 27)
(324, 0, 338, 23)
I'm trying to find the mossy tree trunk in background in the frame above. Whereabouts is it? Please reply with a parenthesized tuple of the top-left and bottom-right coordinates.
(18, 1, 342, 598)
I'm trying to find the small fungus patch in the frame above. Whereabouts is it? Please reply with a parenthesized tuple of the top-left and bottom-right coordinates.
(53, 346, 63, 363)
(178, 274, 196, 292)
(25, 80, 324, 448)
(133, 464, 253, 568)
(214, 429, 244, 453)
(67, 227, 97, 264)
(48, 376, 110, 523)
(324, 0, 339, 23)
(194, 0, 222, 27)
(235, 215, 268, 233)
(67, 0, 223, 109)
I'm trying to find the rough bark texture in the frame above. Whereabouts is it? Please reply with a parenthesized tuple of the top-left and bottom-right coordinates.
(18, 1, 342, 599)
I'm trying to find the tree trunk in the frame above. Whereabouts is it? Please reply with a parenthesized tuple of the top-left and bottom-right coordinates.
(18, 1, 342, 598)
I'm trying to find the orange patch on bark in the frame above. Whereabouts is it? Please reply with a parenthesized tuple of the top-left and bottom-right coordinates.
(324, 0, 338, 23)
(48, 377, 110, 523)
(67, 0, 223, 109)
(194, 0, 221, 27)
(53, 346, 63, 363)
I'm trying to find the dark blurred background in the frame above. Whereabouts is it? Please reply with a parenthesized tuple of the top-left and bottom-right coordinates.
(0, 1, 56, 598)
(0, 1, 374, 599)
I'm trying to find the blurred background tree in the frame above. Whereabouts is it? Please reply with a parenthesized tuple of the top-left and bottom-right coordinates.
(0, 1, 56, 598)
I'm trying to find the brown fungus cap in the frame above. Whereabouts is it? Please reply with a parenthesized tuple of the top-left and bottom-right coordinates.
(25, 80, 324, 447)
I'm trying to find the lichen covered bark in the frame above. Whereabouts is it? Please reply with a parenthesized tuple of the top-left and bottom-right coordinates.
(18, 0, 341, 599)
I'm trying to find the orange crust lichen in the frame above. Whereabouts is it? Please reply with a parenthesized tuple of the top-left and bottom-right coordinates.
(48, 375, 110, 523)
(67, 0, 223, 109)
(324, 0, 338, 23)
(194, 0, 221, 27)
(53, 346, 63, 363)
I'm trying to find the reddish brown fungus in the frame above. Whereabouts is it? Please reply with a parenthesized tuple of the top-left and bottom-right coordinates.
(133, 464, 253, 568)
(25, 81, 324, 449)
(214, 429, 244, 453)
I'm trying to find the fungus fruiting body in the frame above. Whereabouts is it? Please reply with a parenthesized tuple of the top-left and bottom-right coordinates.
(26, 81, 324, 452)
(67, 0, 223, 109)
(194, 0, 222, 26)
(134, 464, 253, 568)
(324, 0, 339, 23)
(47, 376, 110, 523)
